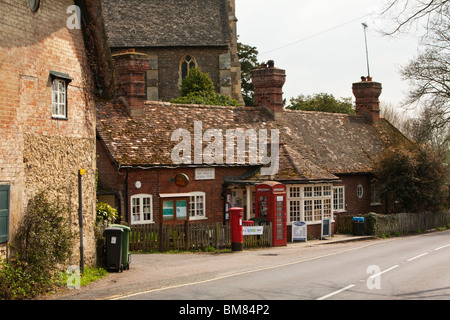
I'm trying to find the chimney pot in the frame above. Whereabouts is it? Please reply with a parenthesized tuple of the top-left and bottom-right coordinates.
(352, 78, 382, 125)
(113, 52, 150, 116)
(251, 60, 286, 120)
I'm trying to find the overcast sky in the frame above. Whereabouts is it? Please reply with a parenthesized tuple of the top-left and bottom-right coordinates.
(235, 0, 421, 110)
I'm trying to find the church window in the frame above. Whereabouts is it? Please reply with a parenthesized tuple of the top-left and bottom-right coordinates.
(181, 54, 197, 80)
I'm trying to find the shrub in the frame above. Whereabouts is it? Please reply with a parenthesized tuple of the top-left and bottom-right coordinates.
(171, 91, 240, 107)
(96, 202, 118, 223)
(172, 67, 240, 107)
(179, 67, 215, 97)
(365, 212, 378, 235)
(0, 192, 74, 299)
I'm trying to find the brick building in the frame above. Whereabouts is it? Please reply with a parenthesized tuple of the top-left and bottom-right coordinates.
(0, 0, 114, 262)
(96, 52, 407, 240)
(101, 0, 244, 105)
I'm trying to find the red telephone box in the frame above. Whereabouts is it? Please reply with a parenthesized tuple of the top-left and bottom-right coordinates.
(255, 181, 287, 246)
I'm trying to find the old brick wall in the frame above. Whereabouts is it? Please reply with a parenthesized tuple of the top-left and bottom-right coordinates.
(124, 166, 250, 225)
(335, 175, 386, 217)
(0, 0, 97, 263)
(96, 138, 127, 217)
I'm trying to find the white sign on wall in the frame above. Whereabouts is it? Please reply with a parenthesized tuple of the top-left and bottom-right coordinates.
(195, 168, 215, 180)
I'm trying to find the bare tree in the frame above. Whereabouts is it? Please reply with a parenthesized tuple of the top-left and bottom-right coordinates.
(382, 1, 450, 137)
(381, 0, 449, 36)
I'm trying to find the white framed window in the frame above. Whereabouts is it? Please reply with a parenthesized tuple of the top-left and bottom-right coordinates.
(314, 186, 322, 197)
(304, 199, 313, 222)
(289, 200, 302, 222)
(370, 184, 381, 205)
(304, 186, 312, 198)
(189, 191, 206, 220)
(357, 185, 364, 199)
(313, 199, 322, 221)
(323, 198, 332, 219)
(52, 79, 67, 119)
(333, 186, 345, 212)
(131, 194, 153, 224)
(289, 186, 301, 198)
(287, 184, 333, 224)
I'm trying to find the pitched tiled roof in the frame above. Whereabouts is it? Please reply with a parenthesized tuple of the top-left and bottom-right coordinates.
(97, 101, 276, 166)
(277, 110, 400, 175)
(97, 101, 405, 182)
(101, 0, 231, 47)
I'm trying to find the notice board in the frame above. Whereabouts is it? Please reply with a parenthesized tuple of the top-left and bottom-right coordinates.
(292, 221, 307, 242)
(321, 218, 331, 239)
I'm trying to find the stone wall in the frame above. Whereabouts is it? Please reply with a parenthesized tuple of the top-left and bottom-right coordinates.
(23, 133, 97, 266)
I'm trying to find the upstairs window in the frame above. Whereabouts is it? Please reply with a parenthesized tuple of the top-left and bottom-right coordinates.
(50, 71, 72, 119)
(52, 79, 67, 119)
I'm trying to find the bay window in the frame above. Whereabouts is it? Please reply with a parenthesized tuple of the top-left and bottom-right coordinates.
(287, 184, 334, 224)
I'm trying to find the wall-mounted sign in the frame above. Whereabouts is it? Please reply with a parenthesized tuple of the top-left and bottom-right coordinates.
(292, 221, 307, 242)
(243, 226, 264, 236)
(174, 173, 189, 187)
(135, 181, 142, 189)
(195, 168, 215, 180)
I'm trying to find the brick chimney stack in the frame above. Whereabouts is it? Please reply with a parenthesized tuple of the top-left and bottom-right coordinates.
(252, 60, 286, 120)
(112, 51, 149, 116)
(352, 76, 382, 125)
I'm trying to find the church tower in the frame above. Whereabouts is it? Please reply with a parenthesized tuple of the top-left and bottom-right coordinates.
(226, 0, 245, 105)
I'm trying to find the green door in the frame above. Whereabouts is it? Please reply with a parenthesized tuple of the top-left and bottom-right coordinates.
(0, 185, 10, 243)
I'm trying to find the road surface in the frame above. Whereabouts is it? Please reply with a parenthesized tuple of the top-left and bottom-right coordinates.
(57, 230, 450, 302)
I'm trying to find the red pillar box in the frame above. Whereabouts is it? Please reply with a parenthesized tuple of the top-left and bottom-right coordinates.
(229, 207, 243, 251)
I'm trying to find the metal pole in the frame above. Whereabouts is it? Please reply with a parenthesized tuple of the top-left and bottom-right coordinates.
(78, 169, 84, 274)
(362, 23, 370, 78)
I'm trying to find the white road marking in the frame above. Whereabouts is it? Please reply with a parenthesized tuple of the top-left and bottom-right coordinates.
(434, 244, 450, 251)
(367, 264, 400, 279)
(407, 252, 429, 262)
(317, 265, 400, 300)
(316, 284, 355, 300)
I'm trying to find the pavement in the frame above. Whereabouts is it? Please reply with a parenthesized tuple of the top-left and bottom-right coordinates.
(302, 233, 376, 245)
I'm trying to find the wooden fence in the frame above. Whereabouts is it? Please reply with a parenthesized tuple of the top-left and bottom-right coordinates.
(375, 211, 450, 235)
(129, 222, 272, 252)
(336, 211, 450, 236)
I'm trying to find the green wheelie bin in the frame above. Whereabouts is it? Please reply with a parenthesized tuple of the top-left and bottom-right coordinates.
(110, 224, 131, 270)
